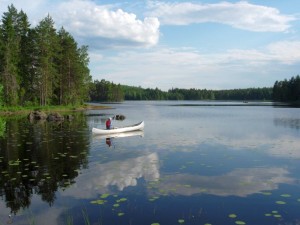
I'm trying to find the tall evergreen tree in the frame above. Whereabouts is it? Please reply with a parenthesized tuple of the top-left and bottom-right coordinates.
(57, 28, 91, 105)
(17, 10, 31, 104)
(34, 15, 59, 106)
(0, 5, 21, 106)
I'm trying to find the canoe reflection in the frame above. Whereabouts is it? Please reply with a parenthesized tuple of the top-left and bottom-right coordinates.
(93, 130, 144, 147)
(93, 130, 144, 139)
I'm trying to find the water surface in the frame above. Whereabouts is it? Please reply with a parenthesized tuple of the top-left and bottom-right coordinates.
(0, 101, 300, 225)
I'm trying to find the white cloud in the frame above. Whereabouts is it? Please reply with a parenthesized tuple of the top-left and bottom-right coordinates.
(147, 1, 296, 32)
(0, 0, 160, 48)
(55, 0, 160, 48)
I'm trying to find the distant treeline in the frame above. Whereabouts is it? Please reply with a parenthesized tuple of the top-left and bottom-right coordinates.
(90, 76, 300, 102)
(89, 79, 273, 101)
(0, 5, 91, 107)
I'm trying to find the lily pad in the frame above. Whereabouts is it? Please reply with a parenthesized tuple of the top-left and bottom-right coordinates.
(280, 194, 291, 198)
(261, 192, 272, 195)
(276, 201, 286, 205)
(229, 214, 237, 218)
(117, 198, 127, 203)
(90, 199, 106, 205)
(100, 193, 110, 199)
(118, 212, 125, 216)
(235, 221, 246, 225)
(178, 219, 185, 223)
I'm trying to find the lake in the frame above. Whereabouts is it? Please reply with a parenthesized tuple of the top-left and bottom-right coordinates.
(0, 101, 300, 225)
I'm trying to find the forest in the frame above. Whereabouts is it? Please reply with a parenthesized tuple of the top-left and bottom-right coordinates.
(0, 5, 91, 107)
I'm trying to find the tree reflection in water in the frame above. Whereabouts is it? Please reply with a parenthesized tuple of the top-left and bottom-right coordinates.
(0, 113, 89, 214)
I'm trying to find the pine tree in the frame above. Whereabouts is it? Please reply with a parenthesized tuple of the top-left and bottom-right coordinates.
(17, 10, 31, 105)
(34, 15, 59, 106)
(56, 28, 91, 105)
(0, 5, 21, 106)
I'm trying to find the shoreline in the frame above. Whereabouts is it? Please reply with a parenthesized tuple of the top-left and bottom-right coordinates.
(0, 104, 112, 116)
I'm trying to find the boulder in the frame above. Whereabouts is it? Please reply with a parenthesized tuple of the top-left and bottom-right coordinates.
(28, 111, 47, 121)
(47, 112, 64, 121)
(115, 114, 126, 120)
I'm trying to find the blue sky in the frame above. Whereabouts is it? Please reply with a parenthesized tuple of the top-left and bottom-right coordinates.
(1, 0, 300, 90)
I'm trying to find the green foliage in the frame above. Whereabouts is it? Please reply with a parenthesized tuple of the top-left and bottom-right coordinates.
(0, 5, 91, 107)
(0, 84, 4, 107)
(0, 117, 6, 137)
(273, 75, 300, 102)
(90, 79, 124, 102)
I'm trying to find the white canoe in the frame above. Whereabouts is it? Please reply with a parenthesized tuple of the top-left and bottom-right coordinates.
(92, 121, 144, 135)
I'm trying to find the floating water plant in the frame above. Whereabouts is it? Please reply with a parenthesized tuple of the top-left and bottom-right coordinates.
(276, 201, 286, 205)
(178, 219, 185, 223)
(116, 198, 127, 203)
(261, 192, 272, 195)
(90, 199, 106, 205)
(151, 223, 160, 225)
(100, 193, 110, 199)
(118, 212, 125, 216)
(229, 214, 237, 218)
(151, 196, 160, 201)
(280, 194, 291, 198)
(235, 221, 246, 225)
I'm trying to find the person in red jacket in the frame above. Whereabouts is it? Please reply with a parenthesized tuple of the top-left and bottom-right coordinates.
(106, 117, 112, 129)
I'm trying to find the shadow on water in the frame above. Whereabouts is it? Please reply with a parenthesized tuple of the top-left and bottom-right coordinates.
(0, 113, 90, 214)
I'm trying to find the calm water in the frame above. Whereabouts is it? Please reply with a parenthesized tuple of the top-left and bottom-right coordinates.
(0, 101, 300, 225)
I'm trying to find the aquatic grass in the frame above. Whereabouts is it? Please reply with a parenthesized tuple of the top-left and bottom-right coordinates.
(25, 210, 36, 225)
(66, 214, 74, 225)
(81, 208, 91, 225)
